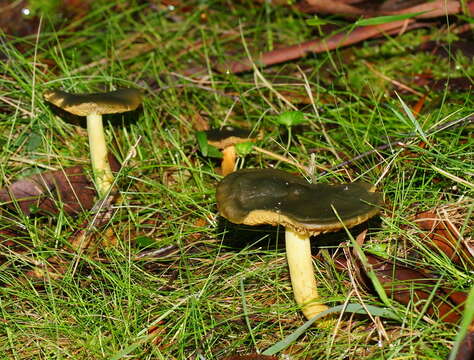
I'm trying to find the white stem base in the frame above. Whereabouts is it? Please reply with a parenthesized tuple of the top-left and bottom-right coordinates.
(87, 114, 114, 197)
(285, 229, 329, 320)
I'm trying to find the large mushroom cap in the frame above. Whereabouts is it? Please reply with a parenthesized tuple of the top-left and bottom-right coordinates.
(43, 88, 142, 116)
(216, 168, 382, 234)
(206, 125, 254, 149)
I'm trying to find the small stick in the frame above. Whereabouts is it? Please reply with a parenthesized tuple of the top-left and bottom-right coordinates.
(220, 20, 412, 74)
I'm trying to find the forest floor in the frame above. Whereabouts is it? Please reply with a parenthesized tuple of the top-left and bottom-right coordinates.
(0, 1, 473, 359)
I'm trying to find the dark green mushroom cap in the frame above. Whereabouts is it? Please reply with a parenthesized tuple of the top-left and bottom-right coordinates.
(43, 88, 142, 116)
(216, 168, 382, 235)
(206, 126, 254, 149)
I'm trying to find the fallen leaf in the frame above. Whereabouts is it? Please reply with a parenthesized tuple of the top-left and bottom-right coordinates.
(0, 155, 120, 216)
(363, 254, 467, 323)
(454, 325, 474, 360)
(336, 251, 467, 323)
(413, 204, 473, 268)
(148, 321, 173, 349)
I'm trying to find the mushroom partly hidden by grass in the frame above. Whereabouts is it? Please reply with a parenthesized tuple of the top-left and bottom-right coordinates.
(43, 88, 142, 197)
(216, 168, 382, 321)
(197, 125, 256, 176)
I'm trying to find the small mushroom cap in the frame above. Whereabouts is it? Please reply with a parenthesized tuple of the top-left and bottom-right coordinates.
(206, 126, 255, 149)
(216, 168, 382, 235)
(43, 88, 142, 116)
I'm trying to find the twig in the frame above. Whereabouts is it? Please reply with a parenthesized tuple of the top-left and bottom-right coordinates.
(300, 0, 472, 18)
(8, 155, 57, 171)
(133, 245, 179, 260)
(0, 96, 33, 117)
(220, 20, 413, 74)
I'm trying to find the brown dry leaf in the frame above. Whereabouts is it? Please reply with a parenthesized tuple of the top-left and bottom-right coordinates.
(191, 109, 210, 131)
(297, 0, 367, 16)
(0, 155, 120, 217)
(0, 166, 95, 216)
(412, 201, 473, 268)
(420, 39, 474, 60)
(412, 94, 427, 117)
(431, 77, 473, 92)
(24, 257, 68, 281)
(0, 228, 30, 248)
(148, 321, 173, 349)
(364, 254, 466, 324)
(62, 0, 91, 18)
(454, 325, 474, 360)
(335, 251, 467, 323)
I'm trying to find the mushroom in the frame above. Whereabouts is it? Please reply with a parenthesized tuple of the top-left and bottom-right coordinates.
(216, 168, 382, 320)
(43, 88, 142, 197)
(205, 126, 255, 176)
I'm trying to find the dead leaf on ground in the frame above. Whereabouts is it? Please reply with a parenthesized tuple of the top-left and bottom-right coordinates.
(453, 325, 474, 360)
(0, 155, 120, 216)
(337, 251, 467, 324)
(412, 200, 473, 268)
(413, 73, 473, 93)
(148, 321, 174, 349)
(365, 254, 466, 323)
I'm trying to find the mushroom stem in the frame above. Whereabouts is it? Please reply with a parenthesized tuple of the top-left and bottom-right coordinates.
(285, 229, 329, 320)
(87, 114, 114, 197)
(221, 146, 237, 176)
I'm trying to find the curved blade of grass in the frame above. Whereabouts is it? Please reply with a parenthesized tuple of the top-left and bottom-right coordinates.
(349, 231, 392, 308)
(355, 12, 425, 27)
(196, 131, 208, 156)
(262, 303, 400, 356)
(332, 208, 393, 309)
(394, 92, 428, 143)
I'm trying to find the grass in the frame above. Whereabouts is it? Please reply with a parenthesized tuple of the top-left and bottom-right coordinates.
(0, 1, 473, 359)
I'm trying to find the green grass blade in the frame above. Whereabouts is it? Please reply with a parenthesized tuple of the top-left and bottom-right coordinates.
(355, 12, 426, 27)
(394, 92, 429, 143)
(262, 303, 400, 356)
(448, 286, 474, 360)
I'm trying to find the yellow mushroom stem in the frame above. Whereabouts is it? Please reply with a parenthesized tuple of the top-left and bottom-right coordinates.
(87, 114, 114, 197)
(285, 228, 329, 320)
(221, 146, 237, 176)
